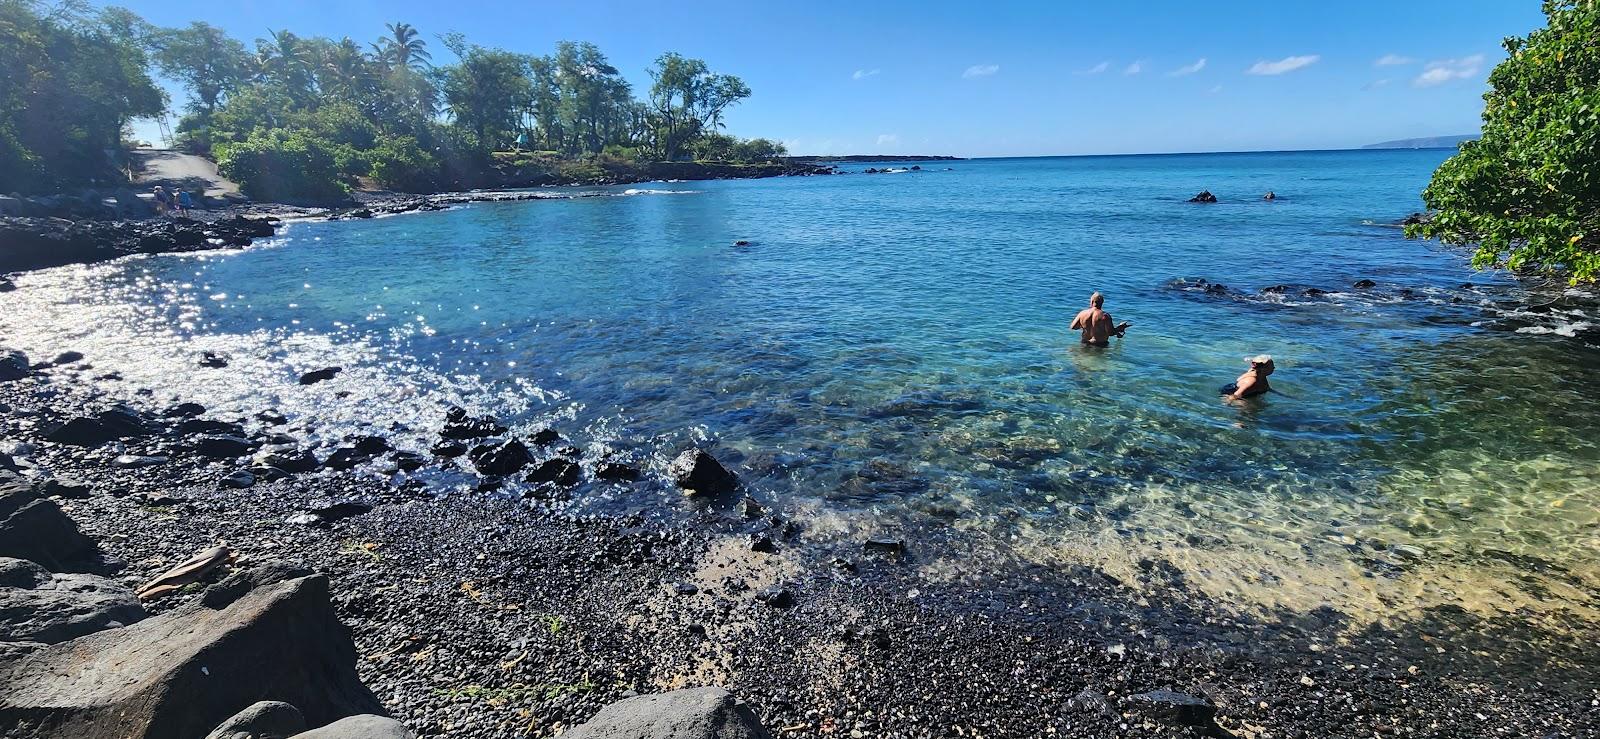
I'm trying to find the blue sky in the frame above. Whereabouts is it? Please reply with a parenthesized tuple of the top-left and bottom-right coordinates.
(117, 0, 1546, 157)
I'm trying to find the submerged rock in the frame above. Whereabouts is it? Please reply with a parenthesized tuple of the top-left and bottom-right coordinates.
(668, 449, 738, 496)
(562, 687, 772, 739)
(298, 367, 342, 385)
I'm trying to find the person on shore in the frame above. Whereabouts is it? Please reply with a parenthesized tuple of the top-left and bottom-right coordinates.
(1222, 355, 1275, 399)
(1070, 292, 1131, 347)
(177, 190, 193, 214)
(152, 186, 169, 216)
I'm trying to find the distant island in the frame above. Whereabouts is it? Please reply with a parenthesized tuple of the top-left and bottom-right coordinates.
(1362, 135, 1479, 150)
(787, 155, 964, 163)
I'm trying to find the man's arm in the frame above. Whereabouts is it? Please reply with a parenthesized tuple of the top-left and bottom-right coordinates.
(1228, 376, 1257, 399)
(1069, 310, 1084, 330)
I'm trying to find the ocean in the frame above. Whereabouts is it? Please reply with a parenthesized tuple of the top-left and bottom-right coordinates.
(4, 149, 1597, 633)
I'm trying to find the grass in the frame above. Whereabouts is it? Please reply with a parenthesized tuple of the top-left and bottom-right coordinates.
(339, 539, 383, 562)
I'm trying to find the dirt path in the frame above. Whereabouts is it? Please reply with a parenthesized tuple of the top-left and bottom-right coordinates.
(130, 149, 240, 197)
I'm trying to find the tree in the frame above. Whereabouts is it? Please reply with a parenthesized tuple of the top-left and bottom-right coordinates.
(438, 36, 531, 151)
(372, 22, 430, 72)
(0, 0, 165, 191)
(255, 29, 316, 106)
(553, 41, 631, 155)
(153, 22, 251, 116)
(1407, 0, 1600, 283)
(647, 52, 750, 160)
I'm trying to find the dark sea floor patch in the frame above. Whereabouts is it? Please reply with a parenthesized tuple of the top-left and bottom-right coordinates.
(1, 372, 1595, 739)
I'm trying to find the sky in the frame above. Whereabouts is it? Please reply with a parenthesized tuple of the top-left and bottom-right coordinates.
(115, 0, 1548, 157)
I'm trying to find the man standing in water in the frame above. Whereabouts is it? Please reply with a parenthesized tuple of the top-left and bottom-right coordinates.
(1070, 292, 1131, 346)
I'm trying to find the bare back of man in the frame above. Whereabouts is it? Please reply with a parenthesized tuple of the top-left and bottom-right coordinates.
(1070, 292, 1130, 347)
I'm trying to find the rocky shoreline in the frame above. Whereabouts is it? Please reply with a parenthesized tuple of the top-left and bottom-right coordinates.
(0, 348, 1593, 738)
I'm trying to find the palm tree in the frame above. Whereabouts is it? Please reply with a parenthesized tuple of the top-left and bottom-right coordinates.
(374, 22, 431, 72)
(256, 29, 314, 102)
(320, 38, 372, 99)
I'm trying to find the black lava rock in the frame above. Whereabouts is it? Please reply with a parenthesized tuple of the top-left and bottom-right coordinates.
(220, 470, 256, 489)
(193, 434, 258, 458)
(754, 585, 793, 608)
(1123, 689, 1216, 727)
(469, 439, 535, 477)
(863, 537, 906, 556)
(298, 367, 341, 385)
(594, 461, 640, 481)
(1354, 278, 1377, 288)
(306, 499, 373, 522)
(51, 351, 84, 365)
(528, 428, 563, 446)
(39, 478, 93, 499)
(322, 438, 391, 471)
(431, 440, 468, 458)
(178, 419, 244, 436)
(0, 349, 29, 382)
(391, 451, 427, 472)
(1188, 190, 1218, 203)
(198, 352, 229, 368)
(668, 449, 738, 496)
(526, 458, 580, 486)
(440, 406, 507, 440)
(163, 402, 206, 418)
(44, 407, 151, 447)
(748, 534, 776, 554)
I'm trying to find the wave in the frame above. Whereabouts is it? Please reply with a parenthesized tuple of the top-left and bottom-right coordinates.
(620, 188, 701, 196)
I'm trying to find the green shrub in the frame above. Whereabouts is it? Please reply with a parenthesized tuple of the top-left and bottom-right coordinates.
(216, 129, 347, 203)
(368, 136, 440, 191)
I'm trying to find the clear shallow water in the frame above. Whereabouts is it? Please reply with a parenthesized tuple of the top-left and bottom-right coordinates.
(4, 150, 1598, 632)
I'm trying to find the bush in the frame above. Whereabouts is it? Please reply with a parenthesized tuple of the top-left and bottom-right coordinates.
(216, 129, 347, 203)
(368, 136, 440, 191)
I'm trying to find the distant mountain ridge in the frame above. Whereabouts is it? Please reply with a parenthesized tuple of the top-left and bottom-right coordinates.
(1362, 135, 1479, 150)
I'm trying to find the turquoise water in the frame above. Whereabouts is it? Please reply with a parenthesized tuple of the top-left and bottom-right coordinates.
(6, 150, 1599, 627)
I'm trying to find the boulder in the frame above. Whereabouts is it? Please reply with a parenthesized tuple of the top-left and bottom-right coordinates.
(668, 449, 738, 496)
(562, 687, 771, 739)
(0, 349, 29, 381)
(44, 406, 152, 447)
(1122, 689, 1216, 728)
(0, 567, 386, 738)
(526, 458, 580, 486)
(180, 418, 246, 435)
(439, 406, 507, 441)
(468, 439, 534, 477)
(595, 461, 641, 482)
(323, 437, 391, 471)
(0, 558, 146, 644)
(204, 701, 306, 739)
(195, 434, 259, 458)
(221, 470, 256, 489)
(0, 479, 108, 574)
(254, 446, 319, 475)
(298, 367, 342, 385)
(291, 714, 414, 738)
(51, 351, 84, 365)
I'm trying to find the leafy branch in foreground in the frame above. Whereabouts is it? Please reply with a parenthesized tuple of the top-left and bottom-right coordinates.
(1406, 0, 1600, 283)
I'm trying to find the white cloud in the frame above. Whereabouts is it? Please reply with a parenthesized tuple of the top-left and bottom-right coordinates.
(1374, 54, 1415, 67)
(962, 64, 999, 79)
(1247, 54, 1321, 75)
(1123, 61, 1142, 75)
(876, 133, 899, 147)
(1208, 84, 1223, 94)
(852, 68, 880, 80)
(1363, 79, 1392, 91)
(1077, 61, 1110, 75)
(1413, 54, 1486, 87)
(1170, 58, 1207, 76)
